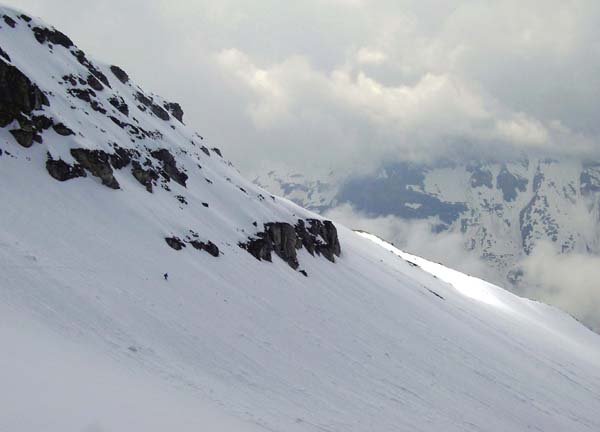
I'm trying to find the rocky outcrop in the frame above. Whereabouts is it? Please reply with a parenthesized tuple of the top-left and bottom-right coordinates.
(52, 122, 75, 136)
(110, 65, 129, 84)
(165, 236, 185, 250)
(0, 46, 10, 62)
(150, 149, 188, 187)
(190, 239, 220, 257)
(9, 128, 35, 147)
(135, 91, 170, 121)
(3, 14, 16, 28)
(0, 59, 49, 129)
(296, 219, 341, 262)
(71, 48, 111, 88)
(32, 26, 74, 48)
(165, 232, 220, 257)
(46, 153, 87, 181)
(108, 95, 129, 116)
(164, 102, 184, 123)
(240, 219, 341, 271)
(70, 148, 120, 189)
(131, 160, 159, 193)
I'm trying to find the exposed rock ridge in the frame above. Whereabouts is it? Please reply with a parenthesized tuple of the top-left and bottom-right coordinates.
(239, 219, 341, 271)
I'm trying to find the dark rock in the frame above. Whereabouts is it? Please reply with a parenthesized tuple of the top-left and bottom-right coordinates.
(68, 87, 95, 103)
(71, 49, 110, 88)
(164, 102, 184, 122)
(32, 26, 73, 48)
(268, 222, 301, 269)
(134, 91, 169, 120)
(61, 74, 77, 86)
(70, 148, 120, 189)
(135, 91, 153, 107)
(203, 241, 220, 257)
(32, 115, 53, 130)
(9, 128, 34, 147)
(241, 222, 300, 269)
(211, 147, 223, 157)
(110, 65, 129, 84)
(0, 60, 49, 127)
(0, 45, 10, 62)
(165, 236, 185, 250)
(67, 87, 105, 113)
(46, 153, 87, 181)
(131, 160, 158, 193)
(3, 15, 16, 28)
(293, 219, 342, 261)
(52, 122, 75, 136)
(19, 14, 32, 23)
(202, 202, 209, 208)
(299, 270, 308, 277)
(86, 74, 104, 91)
(305, 219, 341, 262)
(176, 195, 187, 205)
(8, 114, 54, 146)
(496, 166, 528, 202)
(240, 219, 341, 270)
(109, 115, 124, 128)
(150, 148, 188, 187)
(190, 240, 220, 257)
(109, 146, 133, 169)
(468, 164, 493, 189)
(108, 95, 129, 116)
(151, 104, 170, 121)
(200, 146, 210, 156)
(240, 236, 273, 263)
(90, 100, 106, 114)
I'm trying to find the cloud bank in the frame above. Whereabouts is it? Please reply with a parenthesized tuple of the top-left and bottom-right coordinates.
(10, 0, 600, 176)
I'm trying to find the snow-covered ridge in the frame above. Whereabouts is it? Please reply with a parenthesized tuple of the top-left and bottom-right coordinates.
(2, 5, 600, 431)
(0, 5, 341, 273)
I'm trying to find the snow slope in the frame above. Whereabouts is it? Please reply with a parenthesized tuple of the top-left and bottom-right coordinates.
(2, 6, 600, 431)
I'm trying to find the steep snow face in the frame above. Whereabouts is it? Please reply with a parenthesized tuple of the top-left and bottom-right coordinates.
(2, 6, 600, 432)
(256, 158, 600, 288)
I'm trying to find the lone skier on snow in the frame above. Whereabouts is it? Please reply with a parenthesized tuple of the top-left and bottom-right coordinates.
(163, 272, 168, 281)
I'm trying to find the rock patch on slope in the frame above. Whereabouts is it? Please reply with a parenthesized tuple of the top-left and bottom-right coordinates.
(240, 219, 341, 271)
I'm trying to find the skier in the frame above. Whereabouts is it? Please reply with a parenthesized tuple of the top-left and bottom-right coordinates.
(163, 272, 168, 281)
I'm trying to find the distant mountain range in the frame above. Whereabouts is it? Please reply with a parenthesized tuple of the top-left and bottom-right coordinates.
(255, 157, 600, 289)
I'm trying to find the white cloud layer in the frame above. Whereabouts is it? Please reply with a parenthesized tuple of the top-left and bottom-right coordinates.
(521, 242, 600, 331)
(10, 0, 600, 175)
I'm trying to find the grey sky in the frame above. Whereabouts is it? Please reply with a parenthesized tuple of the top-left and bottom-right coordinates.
(8, 0, 600, 175)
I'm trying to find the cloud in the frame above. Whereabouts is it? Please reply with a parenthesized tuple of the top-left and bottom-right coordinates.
(10, 0, 600, 177)
(355, 48, 388, 65)
(324, 204, 499, 284)
(520, 242, 600, 331)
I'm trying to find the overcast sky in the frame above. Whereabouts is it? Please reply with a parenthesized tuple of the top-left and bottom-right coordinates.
(9, 0, 600, 175)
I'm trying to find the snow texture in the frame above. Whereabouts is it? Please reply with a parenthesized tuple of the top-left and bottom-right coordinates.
(1, 5, 600, 432)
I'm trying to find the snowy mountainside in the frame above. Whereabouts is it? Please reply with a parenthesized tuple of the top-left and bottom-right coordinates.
(2, 6, 600, 432)
(256, 158, 600, 287)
